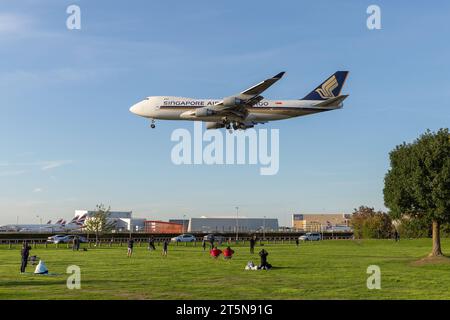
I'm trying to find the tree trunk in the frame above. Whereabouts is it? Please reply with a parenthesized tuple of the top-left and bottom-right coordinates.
(429, 220, 443, 257)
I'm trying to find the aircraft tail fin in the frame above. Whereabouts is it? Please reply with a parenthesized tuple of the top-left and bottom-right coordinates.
(302, 71, 349, 101)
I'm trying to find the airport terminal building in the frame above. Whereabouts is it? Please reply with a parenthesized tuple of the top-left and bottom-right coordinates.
(187, 217, 279, 233)
(292, 213, 352, 232)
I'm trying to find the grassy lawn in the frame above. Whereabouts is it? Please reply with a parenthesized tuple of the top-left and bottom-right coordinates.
(1, 239, 450, 300)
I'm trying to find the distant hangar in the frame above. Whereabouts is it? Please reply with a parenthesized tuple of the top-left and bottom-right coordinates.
(187, 217, 279, 233)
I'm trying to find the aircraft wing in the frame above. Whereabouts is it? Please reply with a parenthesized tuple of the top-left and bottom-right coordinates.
(211, 71, 285, 112)
(180, 72, 285, 121)
(237, 71, 285, 100)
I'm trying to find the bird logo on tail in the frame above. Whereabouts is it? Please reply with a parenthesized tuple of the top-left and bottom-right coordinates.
(315, 75, 338, 99)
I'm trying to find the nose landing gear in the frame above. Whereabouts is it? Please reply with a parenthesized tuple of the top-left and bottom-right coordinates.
(150, 119, 156, 129)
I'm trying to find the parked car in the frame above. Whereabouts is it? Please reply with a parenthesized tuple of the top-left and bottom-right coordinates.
(299, 232, 322, 241)
(65, 235, 88, 243)
(171, 234, 196, 242)
(203, 234, 224, 242)
(47, 235, 67, 243)
(47, 235, 88, 244)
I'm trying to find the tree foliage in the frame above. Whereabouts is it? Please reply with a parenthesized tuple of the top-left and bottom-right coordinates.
(83, 204, 114, 242)
(384, 128, 450, 256)
(350, 206, 393, 239)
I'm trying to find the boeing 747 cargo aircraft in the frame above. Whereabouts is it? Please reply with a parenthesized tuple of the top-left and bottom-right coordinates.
(130, 71, 349, 131)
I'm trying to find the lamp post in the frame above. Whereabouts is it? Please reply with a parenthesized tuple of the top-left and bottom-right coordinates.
(36, 215, 42, 233)
(235, 206, 239, 242)
(183, 214, 187, 233)
(263, 216, 266, 240)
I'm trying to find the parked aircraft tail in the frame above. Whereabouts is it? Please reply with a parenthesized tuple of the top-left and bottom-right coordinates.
(302, 71, 349, 101)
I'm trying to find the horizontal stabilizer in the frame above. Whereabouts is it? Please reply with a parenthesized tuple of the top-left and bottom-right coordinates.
(314, 95, 348, 107)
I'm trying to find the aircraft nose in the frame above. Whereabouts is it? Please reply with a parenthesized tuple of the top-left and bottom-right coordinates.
(129, 104, 138, 114)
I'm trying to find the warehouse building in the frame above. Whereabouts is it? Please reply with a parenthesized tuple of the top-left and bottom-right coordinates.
(188, 217, 279, 233)
(75, 210, 145, 232)
(145, 220, 183, 233)
(168, 219, 189, 232)
(292, 213, 351, 232)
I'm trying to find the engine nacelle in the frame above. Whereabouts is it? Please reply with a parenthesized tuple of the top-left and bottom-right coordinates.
(206, 122, 225, 130)
(239, 123, 254, 130)
(223, 96, 245, 107)
(195, 108, 215, 117)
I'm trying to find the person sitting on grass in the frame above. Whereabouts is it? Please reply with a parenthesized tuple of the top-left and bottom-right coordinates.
(223, 246, 235, 260)
(34, 260, 49, 275)
(210, 246, 222, 259)
(258, 248, 272, 270)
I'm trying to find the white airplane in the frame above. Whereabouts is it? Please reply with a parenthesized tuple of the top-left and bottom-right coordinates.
(129, 71, 349, 131)
(0, 217, 85, 233)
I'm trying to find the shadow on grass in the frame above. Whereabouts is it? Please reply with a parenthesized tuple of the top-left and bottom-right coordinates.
(410, 255, 450, 267)
(2, 279, 114, 287)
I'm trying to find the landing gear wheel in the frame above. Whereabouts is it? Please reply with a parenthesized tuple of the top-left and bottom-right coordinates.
(225, 124, 231, 130)
(232, 123, 239, 130)
(150, 119, 156, 129)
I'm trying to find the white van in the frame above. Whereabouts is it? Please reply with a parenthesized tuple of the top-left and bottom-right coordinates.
(299, 232, 322, 241)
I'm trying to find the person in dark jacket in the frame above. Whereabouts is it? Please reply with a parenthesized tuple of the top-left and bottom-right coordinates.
(127, 238, 134, 257)
(148, 237, 156, 251)
(249, 236, 256, 254)
(202, 239, 206, 252)
(162, 240, 168, 256)
(209, 235, 215, 250)
(20, 241, 32, 273)
(258, 248, 271, 270)
(394, 229, 400, 242)
(295, 238, 299, 247)
(72, 236, 80, 251)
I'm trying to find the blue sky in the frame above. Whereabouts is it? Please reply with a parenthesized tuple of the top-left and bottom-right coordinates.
(1, 1, 449, 225)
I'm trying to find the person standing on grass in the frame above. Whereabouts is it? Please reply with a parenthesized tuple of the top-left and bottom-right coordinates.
(20, 241, 31, 273)
(148, 237, 156, 251)
(209, 235, 215, 250)
(394, 229, 400, 242)
(127, 238, 134, 257)
(295, 238, 299, 247)
(202, 239, 206, 252)
(162, 240, 168, 256)
(250, 236, 256, 254)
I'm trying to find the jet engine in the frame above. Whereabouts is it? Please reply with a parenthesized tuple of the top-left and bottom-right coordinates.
(222, 96, 245, 107)
(206, 122, 225, 130)
(195, 108, 215, 117)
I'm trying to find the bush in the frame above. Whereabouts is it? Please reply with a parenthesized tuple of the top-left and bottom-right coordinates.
(351, 206, 393, 239)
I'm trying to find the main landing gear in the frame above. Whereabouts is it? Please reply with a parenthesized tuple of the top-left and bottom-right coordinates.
(150, 119, 156, 129)
(224, 121, 241, 133)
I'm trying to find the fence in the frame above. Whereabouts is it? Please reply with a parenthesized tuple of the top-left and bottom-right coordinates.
(0, 232, 353, 249)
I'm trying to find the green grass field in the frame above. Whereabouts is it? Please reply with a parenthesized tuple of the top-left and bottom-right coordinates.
(1, 239, 450, 300)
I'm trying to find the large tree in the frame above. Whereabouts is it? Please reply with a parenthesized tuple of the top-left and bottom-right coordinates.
(384, 128, 450, 256)
(83, 204, 115, 243)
